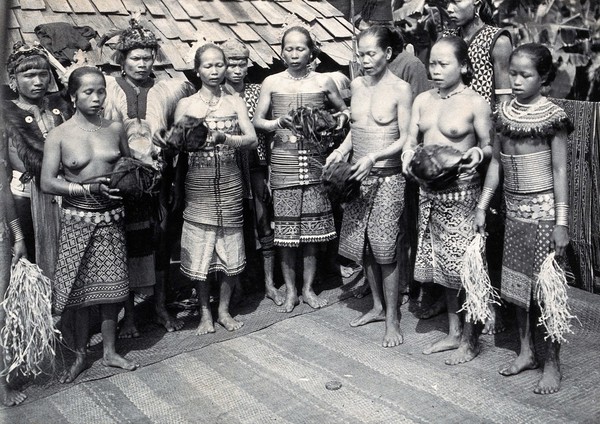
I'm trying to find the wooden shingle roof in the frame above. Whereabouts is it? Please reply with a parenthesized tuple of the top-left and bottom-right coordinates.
(7, 0, 355, 76)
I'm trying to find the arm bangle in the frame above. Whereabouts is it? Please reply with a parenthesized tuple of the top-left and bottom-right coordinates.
(477, 186, 495, 211)
(68, 182, 86, 197)
(332, 148, 345, 158)
(471, 146, 485, 164)
(9, 219, 25, 243)
(495, 88, 512, 95)
(401, 149, 415, 163)
(341, 109, 351, 121)
(224, 134, 245, 148)
(555, 203, 569, 227)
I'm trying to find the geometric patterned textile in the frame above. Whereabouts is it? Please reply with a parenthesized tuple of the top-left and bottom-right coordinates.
(549, 98, 600, 293)
(339, 173, 405, 265)
(501, 192, 556, 310)
(53, 207, 128, 314)
(414, 181, 480, 290)
(273, 185, 336, 247)
(444, 25, 511, 105)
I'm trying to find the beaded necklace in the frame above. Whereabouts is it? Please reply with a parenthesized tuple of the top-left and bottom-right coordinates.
(286, 70, 312, 80)
(199, 87, 223, 112)
(76, 115, 103, 132)
(437, 85, 467, 99)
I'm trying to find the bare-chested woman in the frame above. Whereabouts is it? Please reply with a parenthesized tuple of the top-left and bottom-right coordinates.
(41, 67, 138, 383)
(253, 26, 349, 313)
(325, 25, 412, 347)
(402, 36, 493, 364)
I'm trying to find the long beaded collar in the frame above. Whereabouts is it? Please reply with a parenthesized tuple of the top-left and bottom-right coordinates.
(497, 97, 573, 141)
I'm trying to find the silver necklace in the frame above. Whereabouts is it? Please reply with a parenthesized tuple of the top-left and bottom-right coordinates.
(199, 87, 223, 111)
(437, 85, 467, 99)
(77, 116, 103, 132)
(286, 70, 311, 80)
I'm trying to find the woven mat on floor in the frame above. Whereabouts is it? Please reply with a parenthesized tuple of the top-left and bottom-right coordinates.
(5, 272, 358, 405)
(5, 285, 600, 423)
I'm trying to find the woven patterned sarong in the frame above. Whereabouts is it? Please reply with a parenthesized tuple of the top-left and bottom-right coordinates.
(501, 192, 555, 310)
(53, 200, 128, 314)
(273, 185, 336, 247)
(414, 180, 480, 290)
(339, 173, 405, 265)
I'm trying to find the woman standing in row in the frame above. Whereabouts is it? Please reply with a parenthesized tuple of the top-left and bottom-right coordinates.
(41, 67, 138, 383)
(326, 25, 412, 348)
(403, 36, 493, 365)
(175, 44, 257, 335)
(253, 26, 349, 313)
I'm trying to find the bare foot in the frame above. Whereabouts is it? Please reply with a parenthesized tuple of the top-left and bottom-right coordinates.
(217, 312, 244, 332)
(423, 334, 460, 355)
(118, 316, 140, 339)
(351, 281, 371, 299)
(59, 354, 89, 383)
(102, 352, 139, 371)
(265, 286, 285, 306)
(382, 322, 404, 347)
(155, 307, 184, 333)
(534, 363, 561, 395)
(350, 308, 385, 327)
(302, 288, 328, 309)
(196, 314, 216, 335)
(482, 306, 506, 335)
(499, 354, 538, 376)
(445, 342, 481, 365)
(277, 293, 300, 313)
(340, 263, 362, 278)
(0, 383, 27, 406)
(416, 297, 447, 319)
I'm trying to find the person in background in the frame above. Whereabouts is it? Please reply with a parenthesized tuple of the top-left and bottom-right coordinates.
(1, 42, 71, 280)
(253, 26, 349, 313)
(325, 25, 412, 348)
(0, 121, 28, 406)
(41, 67, 138, 383)
(403, 36, 493, 364)
(220, 38, 283, 306)
(102, 18, 195, 337)
(474, 44, 573, 394)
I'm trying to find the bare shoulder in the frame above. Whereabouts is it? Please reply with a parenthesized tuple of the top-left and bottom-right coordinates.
(413, 89, 435, 107)
(350, 76, 365, 90)
(390, 74, 412, 96)
(466, 88, 491, 111)
(492, 34, 512, 58)
(105, 118, 124, 132)
(261, 73, 283, 90)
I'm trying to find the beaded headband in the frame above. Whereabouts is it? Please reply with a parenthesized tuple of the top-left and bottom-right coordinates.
(6, 41, 49, 76)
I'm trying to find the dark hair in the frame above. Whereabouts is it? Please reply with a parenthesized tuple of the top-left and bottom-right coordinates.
(357, 25, 404, 62)
(434, 36, 475, 85)
(67, 66, 106, 98)
(478, 0, 495, 25)
(281, 26, 320, 61)
(510, 43, 556, 86)
(13, 55, 51, 75)
(194, 43, 226, 71)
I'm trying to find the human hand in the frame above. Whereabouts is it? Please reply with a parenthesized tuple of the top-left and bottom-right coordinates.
(325, 149, 344, 168)
(11, 239, 27, 266)
(94, 178, 122, 200)
(401, 150, 415, 178)
(460, 147, 484, 171)
(552, 225, 569, 257)
(473, 208, 487, 235)
(332, 111, 349, 130)
(350, 155, 375, 182)
(278, 115, 294, 131)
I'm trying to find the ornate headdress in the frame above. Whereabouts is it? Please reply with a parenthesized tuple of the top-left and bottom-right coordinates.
(115, 17, 159, 52)
(220, 38, 250, 60)
(6, 41, 49, 77)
